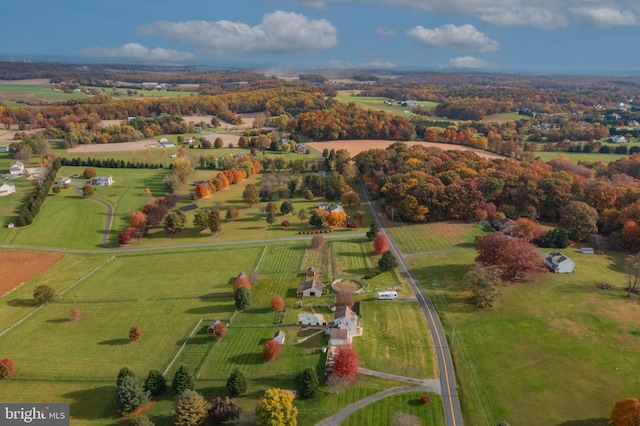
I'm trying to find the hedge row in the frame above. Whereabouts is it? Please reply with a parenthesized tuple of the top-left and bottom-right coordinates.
(298, 230, 332, 234)
(60, 157, 165, 169)
(15, 159, 61, 227)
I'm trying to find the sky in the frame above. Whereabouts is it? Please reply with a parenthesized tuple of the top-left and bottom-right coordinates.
(3, 0, 640, 74)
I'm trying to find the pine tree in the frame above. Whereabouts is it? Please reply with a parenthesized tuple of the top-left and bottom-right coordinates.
(116, 367, 136, 388)
(378, 250, 398, 271)
(226, 368, 247, 397)
(234, 286, 251, 310)
(115, 376, 150, 416)
(173, 389, 208, 426)
(172, 365, 195, 394)
(297, 367, 319, 398)
(144, 369, 166, 397)
(366, 221, 380, 241)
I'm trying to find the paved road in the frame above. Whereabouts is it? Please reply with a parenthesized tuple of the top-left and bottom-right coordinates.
(358, 367, 441, 392)
(359, 178, 464, 426)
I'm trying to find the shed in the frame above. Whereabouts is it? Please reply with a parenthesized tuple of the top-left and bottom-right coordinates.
(207, 320, 221, 334)
(273, 330, 285, 344)
(544, 252, 575, 273)
(580, 247, 594, 254)
(296, 279, 323, 298)
(57, 177, 71, 185)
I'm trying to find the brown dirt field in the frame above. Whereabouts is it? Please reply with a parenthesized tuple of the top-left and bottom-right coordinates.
(67, 140, 161, 153)
(0, 79, 50, 85)
(306, 140, 506, 159)
(0, 250, 64, 296)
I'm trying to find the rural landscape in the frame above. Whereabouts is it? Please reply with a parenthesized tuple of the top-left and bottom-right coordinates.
(3, 61, 640, 426)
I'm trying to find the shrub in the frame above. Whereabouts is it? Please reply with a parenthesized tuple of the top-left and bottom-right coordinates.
(130, 415, 155, 426)
(420, 395, 432, 405)
(281, 220, 291, 227)
(0, 358, 15, 379)
(346, 222, 358, 228)
(70, 307, 81, 322)
(129, 325, 142, 341)
(262, 339, 283, 361)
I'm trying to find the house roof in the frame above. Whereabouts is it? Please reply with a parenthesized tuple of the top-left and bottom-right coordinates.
(330, 327, 349, 341)
(297, 279, 323, 293)
(545, 252, 573, 265)
(334, 306, 358, 323)
(9, 161, 24, 169)
(274, 330, 285, 339)
(495, 218, 516, 233)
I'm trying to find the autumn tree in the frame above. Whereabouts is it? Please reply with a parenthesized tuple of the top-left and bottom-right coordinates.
(193, 209, 222, 234)
(171, 158, 193, 185)
(326, 211, 347, 227)
(234, 286, 251, 310)
(378, 250, 397, 271)
(537, 228, 569, 248)
(115, 376, 150, 416)
(143, 369, 167, 397)
(559, 201, 598, 242)
(396, 194, 428, 222)
(173, 389, 208, 426)
(280, 200, 294, 215)
(465, 264, 502, 308)
(209, 397, 242, 424)
(373, 232, 389, 254)
(82, 183, 94, 198)
(340, 191, 361, 207)
(475, 232, 547, 281)
(226, 368, 247, 397)
(353, 210, 366, 225)
(512, 217, 542, 241)
(211, 322, 227, 340)
(172, 365, 196, 394)
(33, 284, 55, 304)
(0, 358, 15, 380)
(335, 292, 355, 309)
(130, 211, 147, 228)
(262, 339, 283, 361)
(163, 211, 186, 234)
(70, 307, 81, 322)
(129, 325, 142, 341)
(331, 344, 359, 381)
(83, 167, 97, 178)
(255, 388, 298, 426)
(270, 295, 285, 312)
(310, 234, 324, 249)
(242, 183, 260, 207)
(233, 275, 251, 293)
(366, 221, 380, 240)
(226, 207, 239, 221)
(297, 367, 319, 399)
(611, 398, 640, 426)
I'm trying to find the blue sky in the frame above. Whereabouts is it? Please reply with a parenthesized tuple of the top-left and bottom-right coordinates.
(4, 0, 640, 74)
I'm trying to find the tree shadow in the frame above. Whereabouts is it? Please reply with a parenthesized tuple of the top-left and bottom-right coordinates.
(185, 304, 234, 315)
(98, 338, 130, 346)
(62, 385, 118, 421)
(46, 318, 69, 324)
(6, 298, 39, 307)
(227, 353, 263, 365)
(406, 397, 425, 407)
(557, 419, 610, 426)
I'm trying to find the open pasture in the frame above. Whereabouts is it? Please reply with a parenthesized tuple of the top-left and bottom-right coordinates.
(343, 391, 445, 426)
(0, 83, 88, 104)
(335, 93, 439, 115)
(387, 220, 490, 254)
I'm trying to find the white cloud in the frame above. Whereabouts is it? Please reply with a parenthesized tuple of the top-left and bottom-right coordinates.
(137, 11, 338, 56)
(448, 56, 497, 69)
(294, 0, 328, 9)
(406, 24, 500, 53)
(375, 26, 395, 36)
(363, 54, 396, 68)
(78, 43, 195, 63)
(570, 7, 637, 27)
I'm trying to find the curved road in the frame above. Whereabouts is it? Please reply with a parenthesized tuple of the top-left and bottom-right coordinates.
(359, 178, 464, 426)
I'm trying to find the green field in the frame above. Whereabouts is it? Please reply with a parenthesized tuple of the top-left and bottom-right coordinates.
(335, 93, 439, 116)
(0, 84, 89, 103)
(343, 392, 445, 426)
(479, 112, 526, 124)
(534, 150, 632, 163)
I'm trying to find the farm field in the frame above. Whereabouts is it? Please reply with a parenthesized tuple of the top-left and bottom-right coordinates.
(386, 220, 490, 254)
(410, 242, 640, 425)
(479, 112, 525, 123)
(534, 150, 632, 163)
(335, 93, 439, 115)
(343, 391, 445, 426)
(0, 83, 89, 105)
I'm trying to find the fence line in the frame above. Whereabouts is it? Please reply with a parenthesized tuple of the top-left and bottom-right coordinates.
(163, 319, 203, 377)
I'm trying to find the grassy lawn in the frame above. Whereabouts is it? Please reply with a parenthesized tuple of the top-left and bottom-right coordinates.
(355, 300, 437, 378)
(534, 151, 631, 163)
(479, 112, 526, 124)
(0, 84, 89, 102)
(386, 220, 491, 254)
(335, 93, 439, 115)
(414, 247, 640, 425)
(343, 391, 445, 426)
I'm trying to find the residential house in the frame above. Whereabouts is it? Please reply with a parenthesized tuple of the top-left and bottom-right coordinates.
(328, 324, 350, 346)
(296, 279, 323, 298)
(295, 144, 306, 154)
(333, 306, 359, 335)
(0, 182, 16, 196)
(56, 177, 71, 185)
(9, 161, 24, 176)
(318, 202, 345, 214)
(544, 252, 575, 273)
(610, 135, 627, 144)
(273, 331, 285, 344)
(90, 176, 114, 186)
(494, 218, 516, 235)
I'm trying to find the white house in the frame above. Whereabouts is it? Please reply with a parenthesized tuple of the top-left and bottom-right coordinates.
(328, 324, 350, 346)
(333, 306, 359, 335)
(273, 330, 285, 345)
(610, 135, 627, 144)
(0, 182, 16, 196)
(56, 177, 71, 185)
(9, 161, 24, 176)
(544, 252, 575, 273)
(90, 176, 114, 186)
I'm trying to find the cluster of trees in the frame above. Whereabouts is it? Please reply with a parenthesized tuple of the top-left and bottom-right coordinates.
(15, 158, 60, 227)
(355, 143, 640, 249)
(195, 165, 259, 199)
(119, 194, 180, 245)
(59, 156, 164, 169)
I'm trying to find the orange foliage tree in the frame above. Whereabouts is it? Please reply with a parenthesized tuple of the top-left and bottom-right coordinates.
(331, 344, 359, 382)
(611, 398, 640, 426)
(196, 183, 211, 199)
(373, 232, 389, 254)
(512, 217, 543, 241)
(129, 211, 147, 228)
(270, 295, 285, 312)
(326, 211, 347, 227)
(0, 358, 15, 379)
(233, 275, 251, 293)
(129, 325, 142, 341)
(262, 339, 283, 361)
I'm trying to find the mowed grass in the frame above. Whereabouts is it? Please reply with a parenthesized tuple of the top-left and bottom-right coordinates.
(331, 240, 375, 278)
(387, 220, 491, 253)
(415, 247, 640, 425)
(335, 93, 439, 115)
(355, 300, 437, 378)
(479, 112, 526, 124)
(0, 84, 89, 101)
(343, 392, 445, 426)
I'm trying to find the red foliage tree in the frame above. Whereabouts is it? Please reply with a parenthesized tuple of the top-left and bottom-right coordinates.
(475, 232, 548, 281)
(233, 276, 251, 293)
(262, 339, 283, 361)
(281, 220, 291, 228)
(0, 358, 15, 379)
(611, 398, 640, 426)
(335, 292, 354, 309)
(83, 167, 97, 179)
(420, 395, 432, 405)
(70, 307, 81, 322)
(331, 344, 359, 382)
(129, 211, 147, 228)
(270, 295, 285, 312)
(129, 325, 142, 341)
(373, 232, 389, 254)
(118, 231, 132, 245)
(211, 322, 227, 340)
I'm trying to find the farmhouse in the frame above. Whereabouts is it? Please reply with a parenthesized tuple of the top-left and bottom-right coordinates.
(333, 306, 359, 335)
(90, 176, 113, 186)
(318, 202, 345, 214)
(328, 324, 350, 346)
(544, 252, 575, 273)
(9, 161, 24, 176)
(0, 182, 16, 196)
(296, 279, 323, 298)
(273, 330, 285, 344)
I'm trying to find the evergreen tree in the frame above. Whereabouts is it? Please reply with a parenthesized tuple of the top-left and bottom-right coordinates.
(297, 367, 319, 399)
(366, 221, 380, 241)
(117, 367, 136, 388)
(115, 376, 150, 416)
(378, 250, 398, 271)
(234, 286, 251, 310)
(226, 368, 247, 397)
(144, 369, 167, 397)
(172, 365, 195, 394)
(173, 389, 208, 426)
(309, 211, 324, 228)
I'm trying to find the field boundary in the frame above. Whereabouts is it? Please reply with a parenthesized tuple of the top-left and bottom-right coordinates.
(163, 318, 204, 376)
